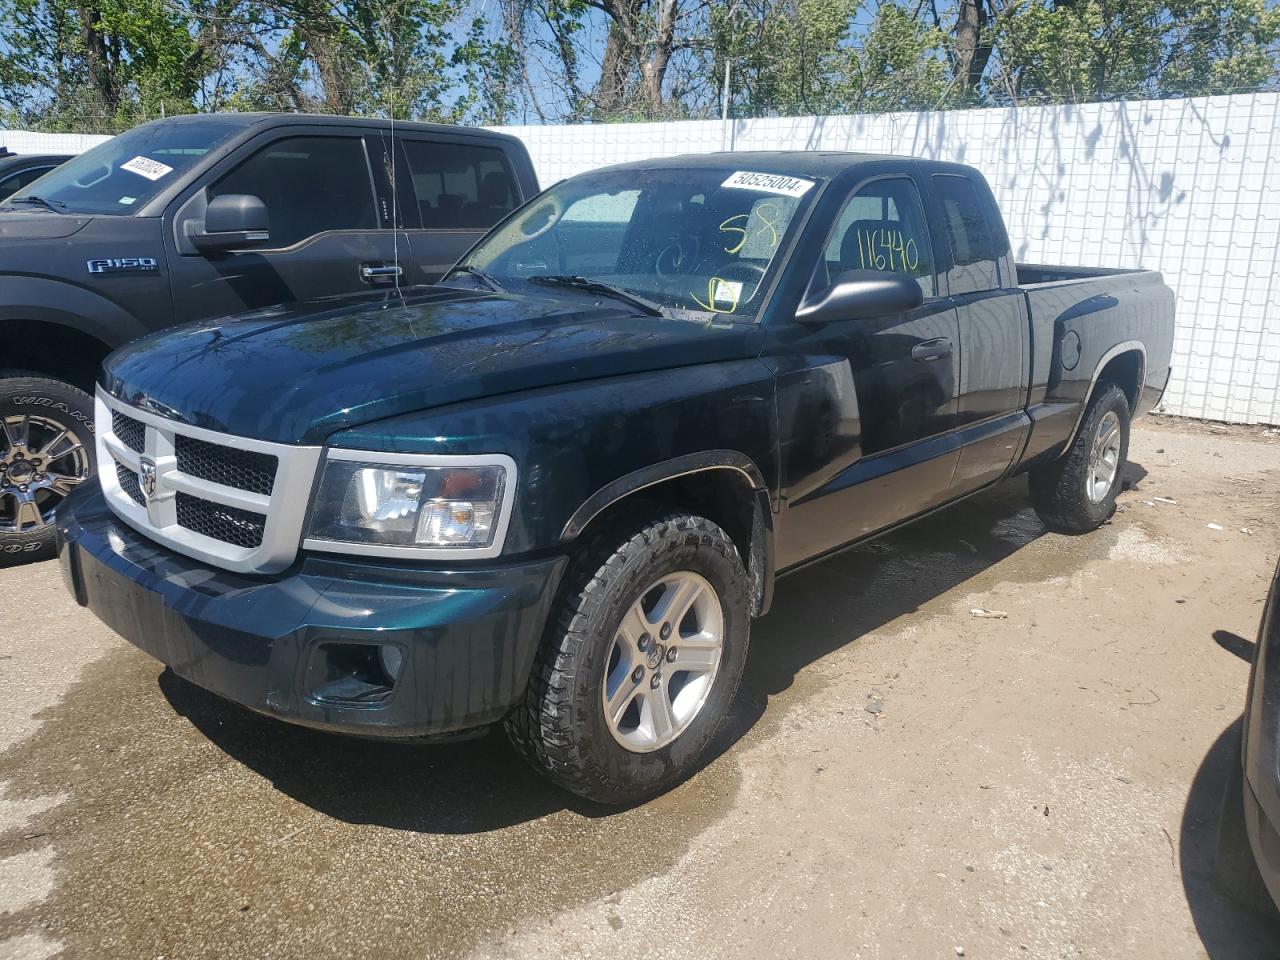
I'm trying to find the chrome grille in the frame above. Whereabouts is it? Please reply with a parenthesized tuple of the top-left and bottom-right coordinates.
(175, 435, 277, 495)
(95, 388, 322, 574)
(112, 410, 146, 454)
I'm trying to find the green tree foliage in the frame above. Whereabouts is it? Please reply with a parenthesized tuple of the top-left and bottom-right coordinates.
(991, 0, 1280, 104)
(0, 0, 517, 130)
(706, 0, 952, 115)
(0, 0, 1276, 130)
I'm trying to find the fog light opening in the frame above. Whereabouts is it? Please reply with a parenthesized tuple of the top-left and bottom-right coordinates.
(308, 641, 404, 705)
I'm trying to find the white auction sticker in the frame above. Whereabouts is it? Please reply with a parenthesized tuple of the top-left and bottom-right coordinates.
(713, 279, 743, 307)
(721, 171, 815, 198)
(120, 156, 174, 181)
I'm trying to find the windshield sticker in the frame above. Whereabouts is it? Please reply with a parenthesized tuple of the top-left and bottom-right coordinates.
(853, 227, 920, 272)
(118, 196, 137, 205)
(721, 171, 814, 198)
(120, 156, 174, 181)
(713, 279, 743, 306)
(720, 202, 783, 255)
(690, 277, 743, 313)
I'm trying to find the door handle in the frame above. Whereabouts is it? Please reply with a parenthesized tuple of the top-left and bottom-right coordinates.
(360, 263, 403, 282)
(911, 337, 953, 362)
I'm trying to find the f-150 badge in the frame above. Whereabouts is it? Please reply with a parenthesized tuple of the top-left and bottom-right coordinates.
(87, 257, 159, 275)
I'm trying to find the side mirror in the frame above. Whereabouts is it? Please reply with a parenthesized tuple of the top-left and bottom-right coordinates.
(193, 194, 270, 252)
(796, 269, 923, 324)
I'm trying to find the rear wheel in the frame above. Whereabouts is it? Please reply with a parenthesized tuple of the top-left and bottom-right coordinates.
(506, 512, 750, 804)
(0, 376, 95, 563)
(1030, 383, 1130, 534)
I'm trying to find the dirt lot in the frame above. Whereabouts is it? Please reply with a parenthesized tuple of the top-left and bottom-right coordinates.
(1, 417, 1279, 960)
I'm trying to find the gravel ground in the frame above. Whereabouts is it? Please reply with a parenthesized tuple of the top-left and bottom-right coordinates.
(1, 417, 1279, 960)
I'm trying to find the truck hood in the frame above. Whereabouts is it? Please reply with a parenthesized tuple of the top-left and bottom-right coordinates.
(0, 210, 93, 239)
(103, 285, 761, 445)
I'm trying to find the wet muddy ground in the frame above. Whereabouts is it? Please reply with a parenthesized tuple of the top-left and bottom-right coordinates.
(2, 417, 1279, 960)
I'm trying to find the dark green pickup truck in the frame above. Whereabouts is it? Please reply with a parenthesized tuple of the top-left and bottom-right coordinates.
(57, 152, 1174, 803)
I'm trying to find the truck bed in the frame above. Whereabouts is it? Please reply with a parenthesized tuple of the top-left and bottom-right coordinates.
(1016, 262, 1155, 287)
(1013, 260, 1175, 467)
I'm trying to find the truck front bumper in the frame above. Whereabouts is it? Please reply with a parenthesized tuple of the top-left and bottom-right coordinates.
(57, 483, 566, 739)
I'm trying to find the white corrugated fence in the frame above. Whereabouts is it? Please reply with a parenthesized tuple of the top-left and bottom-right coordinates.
(6, 93, 1279, 424)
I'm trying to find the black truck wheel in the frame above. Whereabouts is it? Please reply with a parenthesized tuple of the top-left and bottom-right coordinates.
(506, 512, 750, 804)
(1030, 383, 1130, 534)
(0, 376, 95, 563)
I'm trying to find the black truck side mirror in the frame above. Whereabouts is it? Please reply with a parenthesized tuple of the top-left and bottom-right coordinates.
(796, 269, 923, 324)
(193, 194, 271, 253)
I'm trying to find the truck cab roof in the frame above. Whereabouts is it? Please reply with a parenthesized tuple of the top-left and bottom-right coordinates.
(128, 111, 527, 146)
(595, 151, 983, 186)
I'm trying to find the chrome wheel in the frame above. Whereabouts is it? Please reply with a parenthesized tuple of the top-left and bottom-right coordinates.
(0, 414, 90, 535)
(602, 570, 724, 753)
(1085, 410, 1122, 504)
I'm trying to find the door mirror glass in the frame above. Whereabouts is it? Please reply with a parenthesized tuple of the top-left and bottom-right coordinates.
(194, 193, 270, 252)
(796, 269, 923, 324)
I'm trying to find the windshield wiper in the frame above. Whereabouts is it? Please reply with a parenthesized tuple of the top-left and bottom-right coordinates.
(7, 195, 67, 213)
(444, 263, 505, 292)
(526, 275, 667, 318)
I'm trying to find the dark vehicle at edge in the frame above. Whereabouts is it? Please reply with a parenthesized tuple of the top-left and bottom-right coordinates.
(0, 148, 74, 200)
(0, 113, 538, 561)
(1218, 559, 1280, 914)
(57, 151, 1175, 804)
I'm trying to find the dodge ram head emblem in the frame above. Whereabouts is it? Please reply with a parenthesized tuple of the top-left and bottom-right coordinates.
(138, 458, 157, 502)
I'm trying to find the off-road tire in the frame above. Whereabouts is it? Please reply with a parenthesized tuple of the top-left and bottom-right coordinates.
(1030, 383, 1130, 534)
(0, 375, 96, 565)
(506, 512, 750, 805)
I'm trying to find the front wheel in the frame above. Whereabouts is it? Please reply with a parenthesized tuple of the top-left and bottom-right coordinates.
(1030, 383, 1130, 534)
(0, 376, 95, 564)
(506, 513, 750, 804)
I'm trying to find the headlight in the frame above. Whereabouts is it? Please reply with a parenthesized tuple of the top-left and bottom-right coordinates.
(304, 451, 516, 557)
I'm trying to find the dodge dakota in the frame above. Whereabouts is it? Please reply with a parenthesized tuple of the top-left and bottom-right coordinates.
(57, 152, 1174, 803)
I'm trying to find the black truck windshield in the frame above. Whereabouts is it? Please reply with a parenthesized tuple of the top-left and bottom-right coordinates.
(5, 119, 238, 216)
(454, 167, 821, 319)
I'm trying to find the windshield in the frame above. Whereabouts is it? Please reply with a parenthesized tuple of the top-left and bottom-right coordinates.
(454, 166, 821, 320)
(6, 119, 239, 216)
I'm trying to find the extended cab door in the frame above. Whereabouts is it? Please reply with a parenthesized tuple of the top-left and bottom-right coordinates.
(770, 174, 963, 568)
(394, 134, 525, 283)
(165, 128, 405, 323)
(927, 173, 1030, 491)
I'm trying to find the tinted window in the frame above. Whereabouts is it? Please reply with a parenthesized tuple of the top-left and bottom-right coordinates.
(0, 166, 56, 199)
(932, 175, 999, 293)
(6, 119, 238, 215)
(822, 177, 936, 298)
(401, 140, 517, 230)
(209, 136, 376, 248)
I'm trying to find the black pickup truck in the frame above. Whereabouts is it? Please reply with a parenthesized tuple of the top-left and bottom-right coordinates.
(0, 113, 538, 558)
(58, 152, 1174, 804)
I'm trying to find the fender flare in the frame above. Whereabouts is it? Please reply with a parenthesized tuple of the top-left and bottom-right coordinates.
(1063, 340, 1146, 450)
(0, 276, 147, 351)
(559, 450, 776, 617)
(559, 450, 767, 541)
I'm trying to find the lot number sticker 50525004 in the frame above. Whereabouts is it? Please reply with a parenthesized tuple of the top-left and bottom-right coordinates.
(720, 171, 815, 198)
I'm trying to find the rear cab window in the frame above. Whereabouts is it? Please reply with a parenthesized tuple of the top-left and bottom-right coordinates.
(399, 139, 519, 230)
(931, 174, 1001, 293)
